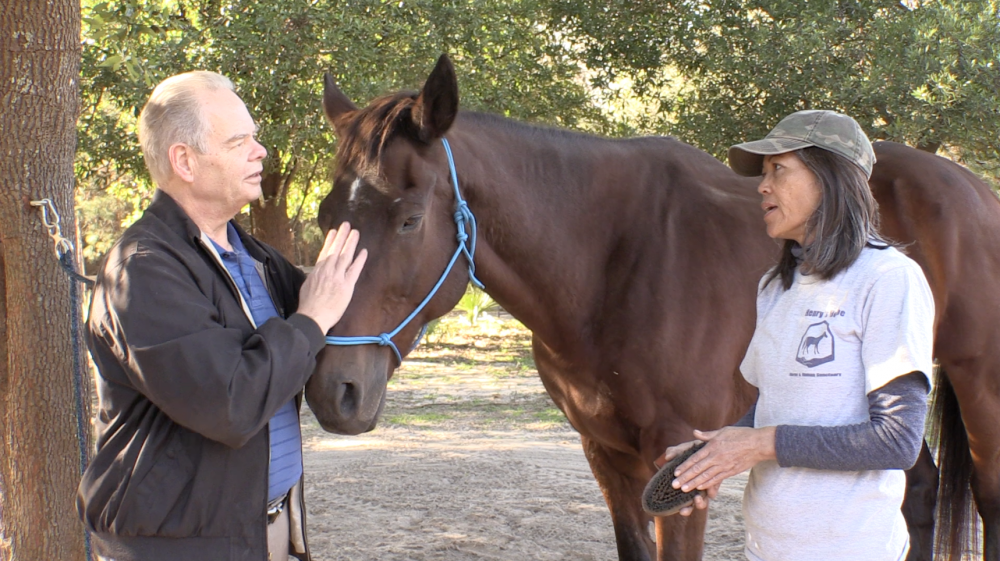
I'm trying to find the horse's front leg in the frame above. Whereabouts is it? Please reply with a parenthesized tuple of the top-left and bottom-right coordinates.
(654, 509, 707, 561)
(581, 435, 657, 561)
(582, 437, 708, 561)
(903, 441, 938, 561)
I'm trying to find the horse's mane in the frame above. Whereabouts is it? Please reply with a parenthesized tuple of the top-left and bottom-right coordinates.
(336, 91, 422, 178)
(337, 92, 608, 178)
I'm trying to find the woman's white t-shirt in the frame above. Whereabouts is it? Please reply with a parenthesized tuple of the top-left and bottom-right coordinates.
(740, 245, 935, 561)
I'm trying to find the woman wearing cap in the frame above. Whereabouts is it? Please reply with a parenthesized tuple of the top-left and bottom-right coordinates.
(656, 110, 935, 560)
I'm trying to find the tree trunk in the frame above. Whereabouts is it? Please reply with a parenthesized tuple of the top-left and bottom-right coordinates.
(0, 2, 89, 561)
(250, 170, 295, 261)
(0, 238, 8, 561)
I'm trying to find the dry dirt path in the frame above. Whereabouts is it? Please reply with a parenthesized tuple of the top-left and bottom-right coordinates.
(301, 319, 747, 560)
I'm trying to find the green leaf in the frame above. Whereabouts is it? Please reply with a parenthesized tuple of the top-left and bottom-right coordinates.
(98, 54, 122, 68)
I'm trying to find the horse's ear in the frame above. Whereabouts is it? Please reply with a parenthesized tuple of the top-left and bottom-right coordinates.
(412, 54, 458, 142)
(323, 72, 358, 132)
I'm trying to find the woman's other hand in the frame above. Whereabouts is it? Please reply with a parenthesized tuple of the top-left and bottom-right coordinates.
(662, 426, 777, 516)
(653, 440, 719, 516)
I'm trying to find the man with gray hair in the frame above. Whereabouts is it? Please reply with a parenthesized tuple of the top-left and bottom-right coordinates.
(77, 70, 366, 561)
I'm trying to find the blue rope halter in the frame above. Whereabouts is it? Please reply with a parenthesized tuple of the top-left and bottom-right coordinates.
(324, 137, 484, 364)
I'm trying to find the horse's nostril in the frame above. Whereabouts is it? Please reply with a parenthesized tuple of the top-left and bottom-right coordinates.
(336, 382, 359, 417)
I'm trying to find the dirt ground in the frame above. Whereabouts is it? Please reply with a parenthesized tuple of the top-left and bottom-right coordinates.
(300, 317, 748, 560)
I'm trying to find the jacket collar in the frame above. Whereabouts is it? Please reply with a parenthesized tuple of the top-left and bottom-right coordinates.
(147, 189, 203, 243)
(146, 189, 271, 264)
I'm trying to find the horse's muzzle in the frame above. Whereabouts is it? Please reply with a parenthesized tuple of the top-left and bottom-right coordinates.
(305, 347, 391, 435)
(306, 376, 386, 435)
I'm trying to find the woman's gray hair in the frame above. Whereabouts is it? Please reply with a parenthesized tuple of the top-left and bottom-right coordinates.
(137, 71, 235, 185)
(765, 146, 890, 290)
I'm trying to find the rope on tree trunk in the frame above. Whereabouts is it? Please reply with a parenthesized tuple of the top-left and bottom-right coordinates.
(30, 198, 94, 561)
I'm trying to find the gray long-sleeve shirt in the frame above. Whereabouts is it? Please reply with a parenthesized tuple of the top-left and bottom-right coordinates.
(734, 371, 929, 471)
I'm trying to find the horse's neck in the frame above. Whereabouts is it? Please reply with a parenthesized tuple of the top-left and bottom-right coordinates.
(448, 119, 612, 349)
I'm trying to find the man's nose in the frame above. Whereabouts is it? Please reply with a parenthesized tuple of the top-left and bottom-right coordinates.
(251, 138, 267, 161)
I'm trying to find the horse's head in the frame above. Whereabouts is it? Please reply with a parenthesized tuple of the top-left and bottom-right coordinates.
(306, 55, 472, 434)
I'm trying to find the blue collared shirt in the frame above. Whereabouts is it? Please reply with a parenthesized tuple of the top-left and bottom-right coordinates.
(210, 223, 303, 503)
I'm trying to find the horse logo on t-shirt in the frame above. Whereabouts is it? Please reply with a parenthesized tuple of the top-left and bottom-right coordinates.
(796, 321, 835, 367)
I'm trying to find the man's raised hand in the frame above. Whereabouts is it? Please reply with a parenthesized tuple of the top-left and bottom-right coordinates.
(297, 222, 368, 334)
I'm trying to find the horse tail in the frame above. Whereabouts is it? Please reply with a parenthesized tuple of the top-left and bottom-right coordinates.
(929, 365, 979, 560)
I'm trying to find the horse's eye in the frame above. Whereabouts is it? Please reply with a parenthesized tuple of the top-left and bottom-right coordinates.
(400, 214, 423, 233)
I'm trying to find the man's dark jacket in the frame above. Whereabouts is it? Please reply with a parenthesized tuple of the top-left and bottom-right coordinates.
(79, 190, 324, 561)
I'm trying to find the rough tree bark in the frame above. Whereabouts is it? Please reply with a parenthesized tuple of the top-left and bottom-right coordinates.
(0, 2, 89, 561)
(250, 169, 296, 261)
(0, 238, 8, 561)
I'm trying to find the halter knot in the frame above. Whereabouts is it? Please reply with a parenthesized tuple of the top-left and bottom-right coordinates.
(377, 334, 393, 346)
(454, 205, 473, 225)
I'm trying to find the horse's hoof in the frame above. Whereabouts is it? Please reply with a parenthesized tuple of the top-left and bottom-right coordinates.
(641, 441, 708, 516)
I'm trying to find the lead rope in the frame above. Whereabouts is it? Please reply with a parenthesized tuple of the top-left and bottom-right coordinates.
(29, 199, 94, 561)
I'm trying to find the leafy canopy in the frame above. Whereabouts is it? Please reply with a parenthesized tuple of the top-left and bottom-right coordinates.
(548, 0, 1000, 184)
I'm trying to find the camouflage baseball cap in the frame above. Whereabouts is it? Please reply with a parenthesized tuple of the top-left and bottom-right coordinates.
(728, 110, 875, 178)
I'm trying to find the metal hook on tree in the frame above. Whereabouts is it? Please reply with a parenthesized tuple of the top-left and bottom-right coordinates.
(30, 198, 95, 287)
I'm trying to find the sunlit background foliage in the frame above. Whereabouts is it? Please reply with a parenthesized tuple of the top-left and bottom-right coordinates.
(76, 0, 1000, 270)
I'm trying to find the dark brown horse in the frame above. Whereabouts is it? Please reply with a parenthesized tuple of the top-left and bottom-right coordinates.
(305, 55, 1000, 561)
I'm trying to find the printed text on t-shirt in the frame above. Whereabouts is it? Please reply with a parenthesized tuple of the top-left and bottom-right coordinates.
(805, 309, 846, 318)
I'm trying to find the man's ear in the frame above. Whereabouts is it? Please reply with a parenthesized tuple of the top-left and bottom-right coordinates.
(169, 143, 197, 183)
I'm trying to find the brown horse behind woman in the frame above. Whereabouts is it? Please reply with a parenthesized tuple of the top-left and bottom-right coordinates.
(306, 55, 1000, 561)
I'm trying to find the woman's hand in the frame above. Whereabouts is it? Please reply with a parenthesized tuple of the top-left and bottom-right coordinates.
(651, 440, 718, 516)
(655, 440, 700, 469)
(658, 426, 777, 516)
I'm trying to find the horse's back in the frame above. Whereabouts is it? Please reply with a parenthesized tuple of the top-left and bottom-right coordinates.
(870, 140, 1000, 360)
(872, 141, 1000, 234)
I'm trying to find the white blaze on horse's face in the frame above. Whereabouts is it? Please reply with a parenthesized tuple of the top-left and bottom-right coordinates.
(348, 177, 364, 204)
